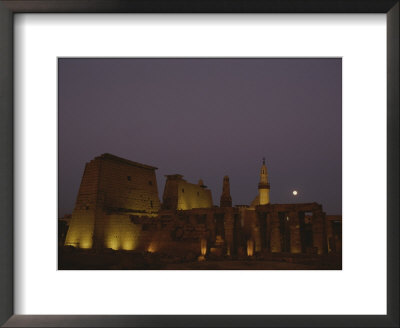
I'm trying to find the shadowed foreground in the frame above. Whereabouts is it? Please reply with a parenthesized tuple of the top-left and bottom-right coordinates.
(59, 248, 341, 270)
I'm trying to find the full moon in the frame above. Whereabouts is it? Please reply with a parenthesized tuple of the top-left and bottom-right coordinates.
(292, 190, 298, 196)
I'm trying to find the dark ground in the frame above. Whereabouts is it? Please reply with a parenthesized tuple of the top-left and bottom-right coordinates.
(58, 248, 342, 270)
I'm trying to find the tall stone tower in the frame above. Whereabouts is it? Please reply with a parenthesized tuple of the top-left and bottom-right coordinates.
(258, 158, 270, 205)
(220, 175, 232, 207)
(64, 153, 161, 250)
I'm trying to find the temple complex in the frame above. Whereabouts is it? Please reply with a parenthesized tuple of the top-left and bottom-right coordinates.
(63, 153, 342, 258)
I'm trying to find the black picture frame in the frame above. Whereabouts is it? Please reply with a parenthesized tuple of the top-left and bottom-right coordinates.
(0, 1, 398, 327)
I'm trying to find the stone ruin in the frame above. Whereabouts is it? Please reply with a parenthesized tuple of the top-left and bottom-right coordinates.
(63, 153, 342, 259)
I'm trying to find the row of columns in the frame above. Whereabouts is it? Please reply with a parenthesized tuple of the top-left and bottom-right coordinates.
(197, 207, 327, 256)
(269, 210, 327, 255)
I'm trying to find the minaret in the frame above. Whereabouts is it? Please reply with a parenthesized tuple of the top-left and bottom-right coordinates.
(258, 158, 270, 205)
(220, 175, 232, 207)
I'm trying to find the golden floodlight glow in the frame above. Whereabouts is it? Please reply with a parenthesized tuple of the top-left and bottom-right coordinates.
(292, 190, 298, 196)
(200, 239, 207, 256)
(121, 239, 135, 251)
(107, 237, 120, 251)
(147, 242, 157, 253)
(247, 240, 254, 257)
(80, 240, 93, 249)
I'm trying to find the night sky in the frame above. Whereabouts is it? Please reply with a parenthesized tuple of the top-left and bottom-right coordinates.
(58, 58, 341, 217)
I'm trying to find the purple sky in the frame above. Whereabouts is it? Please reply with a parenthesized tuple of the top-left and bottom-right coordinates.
(58, 58, 342, 217)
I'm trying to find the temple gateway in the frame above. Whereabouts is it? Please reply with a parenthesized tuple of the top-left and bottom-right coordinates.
(63, 153, 342, 258)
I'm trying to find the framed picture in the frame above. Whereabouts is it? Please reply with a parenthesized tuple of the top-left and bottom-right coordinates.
(0, 0, 398, 327)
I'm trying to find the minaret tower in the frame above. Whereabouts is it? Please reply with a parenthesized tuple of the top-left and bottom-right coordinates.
(220, 176, 232, 207)
(258, 157, 270, 205)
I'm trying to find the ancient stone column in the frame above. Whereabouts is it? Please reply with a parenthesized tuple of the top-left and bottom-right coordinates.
(253, 226, 262, 253)
(198, 238, 207, 261)
(246, 210, 261, 253)
(223, 208, 234, 255)
(289, 211, 301, 254)
(265, 213, 271, 252)
(270, 212, 281, 253)
(247, 239, 254, 257)
(325, 219, 335, 253)
(312, 209, 326, 255)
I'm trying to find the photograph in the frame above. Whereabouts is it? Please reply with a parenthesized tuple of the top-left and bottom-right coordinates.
(1, 0, 397, 325)
(58, 58, 342, 270)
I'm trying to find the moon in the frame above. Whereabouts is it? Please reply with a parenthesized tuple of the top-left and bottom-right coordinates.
(292, 190, 298, 196)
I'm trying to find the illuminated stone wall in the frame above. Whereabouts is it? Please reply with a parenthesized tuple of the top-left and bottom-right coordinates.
(65, 153, 160, 249)
(103, 214, 142, 251)
(162, 174, 213, 210)
(102, 213, 201, 254)
(99, 154, 160, 215)
(64, 158, 101, 248)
